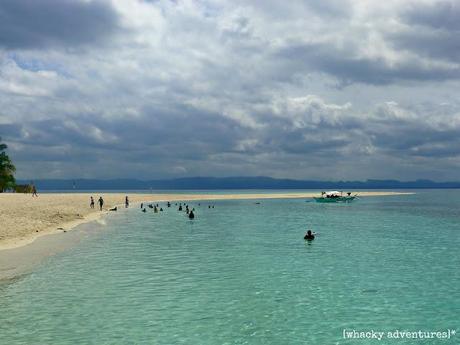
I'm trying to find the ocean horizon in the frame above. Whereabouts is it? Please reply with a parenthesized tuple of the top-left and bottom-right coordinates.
(1, 190, 459, 344)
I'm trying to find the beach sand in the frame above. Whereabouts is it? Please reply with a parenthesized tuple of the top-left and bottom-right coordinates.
(0, 191, 410, 250)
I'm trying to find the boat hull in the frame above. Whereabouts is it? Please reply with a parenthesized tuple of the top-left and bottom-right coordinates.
(313, 196, 356, 203)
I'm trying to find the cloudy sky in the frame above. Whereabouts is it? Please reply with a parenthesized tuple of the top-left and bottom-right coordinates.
(1, 0, 460, 181)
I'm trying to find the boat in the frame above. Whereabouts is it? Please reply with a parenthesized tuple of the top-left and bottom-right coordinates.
(313, 191, 357, 203)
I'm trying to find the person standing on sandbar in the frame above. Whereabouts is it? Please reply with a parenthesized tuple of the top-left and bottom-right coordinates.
(31, 184, 38, 197)
(98, 196, 104, 211)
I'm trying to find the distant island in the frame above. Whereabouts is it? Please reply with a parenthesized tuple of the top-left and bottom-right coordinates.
(16, 177, 460, 190)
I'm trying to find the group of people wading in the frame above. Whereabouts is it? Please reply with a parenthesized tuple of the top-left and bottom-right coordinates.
(88, 196, 317, 240)
(89, 195, 212, 220)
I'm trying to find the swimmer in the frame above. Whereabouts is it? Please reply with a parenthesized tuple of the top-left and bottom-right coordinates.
(304, 230, 315, 241)
(188, 210, 195, 219)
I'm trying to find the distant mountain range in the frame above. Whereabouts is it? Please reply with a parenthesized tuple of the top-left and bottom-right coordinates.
(17, 177, 460, 190)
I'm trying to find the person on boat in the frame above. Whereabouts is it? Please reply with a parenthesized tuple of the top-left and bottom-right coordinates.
(189, 210, 195, 219)
(304, 230, 315, 241)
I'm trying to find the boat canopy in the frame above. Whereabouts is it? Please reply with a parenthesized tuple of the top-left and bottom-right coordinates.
(325, 191, 341, 196)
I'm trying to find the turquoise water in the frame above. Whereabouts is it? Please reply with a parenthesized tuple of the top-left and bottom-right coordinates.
(1, 191, 459, 344)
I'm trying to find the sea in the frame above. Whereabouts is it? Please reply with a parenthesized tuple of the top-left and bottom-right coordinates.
(0, 190, 459, 344)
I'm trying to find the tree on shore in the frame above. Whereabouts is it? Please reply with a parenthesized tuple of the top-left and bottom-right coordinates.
(0, 137, 16, 192)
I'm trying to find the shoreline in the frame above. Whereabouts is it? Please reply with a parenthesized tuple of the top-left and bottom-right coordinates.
(0, 191, 411, 282)
(0, 191, 412, 251)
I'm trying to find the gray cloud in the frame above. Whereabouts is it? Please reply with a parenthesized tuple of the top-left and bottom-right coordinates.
(275, 42, 460, 85)
(387, 1, 460, 62)
(0, 0, 119, 50)
(402, 1, 460, 31)
(1, 0, 460, 181)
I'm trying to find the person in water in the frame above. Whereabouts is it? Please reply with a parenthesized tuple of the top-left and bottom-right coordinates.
(125, 196, 129, 208)
(98, 196, 104, 211)
(90, 196, 95, 209)
(304, 230, 315, 241)
(188, 210, 195, 219)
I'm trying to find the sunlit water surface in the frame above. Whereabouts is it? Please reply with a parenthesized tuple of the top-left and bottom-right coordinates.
(1, 190, 459, 344)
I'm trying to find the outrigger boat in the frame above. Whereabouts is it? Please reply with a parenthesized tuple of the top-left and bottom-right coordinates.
(313, 191, 357, 203)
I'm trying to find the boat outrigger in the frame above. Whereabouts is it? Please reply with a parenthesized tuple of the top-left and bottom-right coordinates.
(313, 191, 357, 203)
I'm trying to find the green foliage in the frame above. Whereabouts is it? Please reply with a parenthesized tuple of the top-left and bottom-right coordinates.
(0, 137, 16, 192)
(14, 184, 33, 193)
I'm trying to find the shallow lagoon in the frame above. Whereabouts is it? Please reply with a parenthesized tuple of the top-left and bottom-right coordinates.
(1, 191, 459, 344)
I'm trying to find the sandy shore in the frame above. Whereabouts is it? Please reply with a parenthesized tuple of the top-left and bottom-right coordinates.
(0, 191, 410, 250)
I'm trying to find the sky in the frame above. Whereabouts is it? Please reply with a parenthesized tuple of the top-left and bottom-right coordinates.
(1, 0, 460, 181)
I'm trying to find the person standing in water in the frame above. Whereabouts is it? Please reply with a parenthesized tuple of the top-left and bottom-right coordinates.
(98, 196, 104, 211)
(90, 196, 95, 209)
(125, 196, 129, 208)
